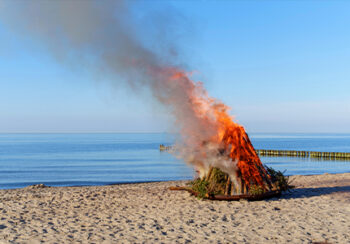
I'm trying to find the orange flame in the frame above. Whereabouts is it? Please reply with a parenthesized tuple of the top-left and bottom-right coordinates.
(213, 98, 268, 187)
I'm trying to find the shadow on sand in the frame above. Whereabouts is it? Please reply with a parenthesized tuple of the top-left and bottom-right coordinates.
(274, 185, 350, 200)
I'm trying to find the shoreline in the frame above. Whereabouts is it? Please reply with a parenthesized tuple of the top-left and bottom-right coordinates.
(0, 179, 193, 191)
(0, 173, 349, 243)
(2, 171, 349, 191)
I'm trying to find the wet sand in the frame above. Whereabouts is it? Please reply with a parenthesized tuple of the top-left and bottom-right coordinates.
(0, 173, 349, 243)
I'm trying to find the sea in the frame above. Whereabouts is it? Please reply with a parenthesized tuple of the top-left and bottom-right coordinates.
(0, 133, 349, 189)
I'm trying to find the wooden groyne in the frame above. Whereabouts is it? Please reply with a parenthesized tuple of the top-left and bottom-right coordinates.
(160, 145, 350, 161)
(256, 149, 350, 160)
(159, 144, 173, 151)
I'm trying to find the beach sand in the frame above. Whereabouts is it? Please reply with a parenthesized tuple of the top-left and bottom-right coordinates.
(0, 173, 349, 243)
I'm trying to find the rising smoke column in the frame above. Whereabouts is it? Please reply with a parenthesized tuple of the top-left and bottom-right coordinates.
(0, 0, 242, 179)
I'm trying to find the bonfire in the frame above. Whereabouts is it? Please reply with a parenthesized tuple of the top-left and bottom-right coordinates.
(171, 125, 293, 200)
(167, 85, 293, 200)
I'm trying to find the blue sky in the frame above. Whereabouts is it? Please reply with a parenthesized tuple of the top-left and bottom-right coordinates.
(0, 1, 349, 133)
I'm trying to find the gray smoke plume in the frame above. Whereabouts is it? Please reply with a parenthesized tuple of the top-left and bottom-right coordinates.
(0, 0, 237, 177)
(0, 1, 170, 77)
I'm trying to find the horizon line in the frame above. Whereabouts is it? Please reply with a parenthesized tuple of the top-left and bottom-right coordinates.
(1, 131, 350, 135)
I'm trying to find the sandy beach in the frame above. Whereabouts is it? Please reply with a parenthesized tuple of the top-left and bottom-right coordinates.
(0, 173, 349, 243)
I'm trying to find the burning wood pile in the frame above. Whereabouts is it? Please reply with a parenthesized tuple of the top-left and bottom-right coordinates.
(171, 126, 293, 200)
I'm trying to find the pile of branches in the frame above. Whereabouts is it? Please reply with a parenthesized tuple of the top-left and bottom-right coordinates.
(171, 166, 294, 201)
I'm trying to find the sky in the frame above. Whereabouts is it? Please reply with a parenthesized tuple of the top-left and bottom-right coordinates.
(0, 0, 349, 133)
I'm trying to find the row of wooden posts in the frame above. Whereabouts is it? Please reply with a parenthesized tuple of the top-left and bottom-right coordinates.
(160, 145, 350, 160)
(256, 149, 350, 160)
(159, 144, 172, 151)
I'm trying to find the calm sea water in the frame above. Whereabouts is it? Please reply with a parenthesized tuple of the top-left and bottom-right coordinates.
(0, 133, 349, 189)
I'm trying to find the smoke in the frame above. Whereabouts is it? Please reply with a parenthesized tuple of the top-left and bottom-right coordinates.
(0, 1, 164, 74)
(0, 0, 237, 177)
